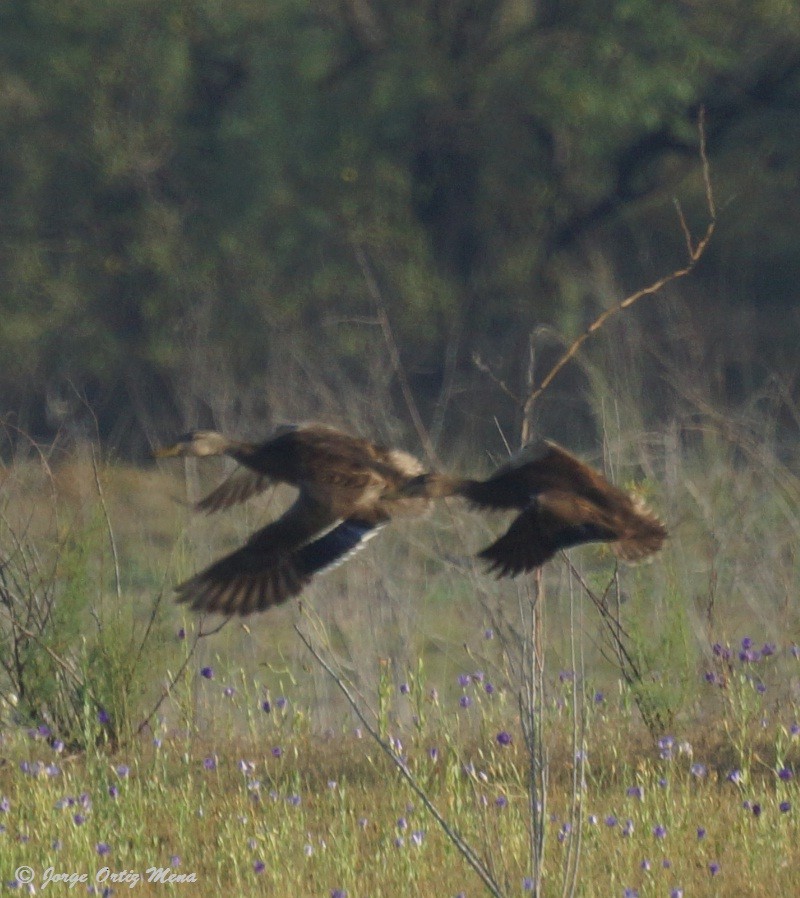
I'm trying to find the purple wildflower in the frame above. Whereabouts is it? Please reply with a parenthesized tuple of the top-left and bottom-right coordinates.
(108, 785, 119, 799)
(605, 815, 618, 827)
(522, 878, 534, 892)
(626, 785, 644, 800)
(727, 769, 743, 785)
(779, 800, 791, 812)
(97, 708, 110, 725)
(752, 803, 762, 817)
(495, 795, 508, 809)
(594, 691, 604, 703)
(271, 747, 282, 758)
(691, 763, 707, 778)
(484, 682, 495, 695)
(330, 891, 347, 898)
(275, 696, 288, 710)
(200, 666, 213, 679)
(484, 628, 494, 639)
(116, 765, 129, 778)
(223, 686, 235, 698)
(203, 756, 217, 771)
(170, 856, 180, 867)
(709, 862, 720, 876)
(496, 731, 512, 747)
(261, 700, 271, 713)
(0, 798, 9, 812)
(459, 695, 472, 708)
(457, 673, 471, 687)
(253, 860, 265, 874)
(778, 767, 793, 781)
(670, 890, 684, 898)
(621, 819, 634, 837)
(177, 627, 186, 640)
(73, 813, 86, 826)
(653, 824, 667, 839)
(399, 683, 410, 695)
(96, 843, 110, 856)
(697, 826, 706, 839)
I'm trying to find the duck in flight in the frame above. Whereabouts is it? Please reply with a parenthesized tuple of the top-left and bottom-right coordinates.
(154, 424, 428, 615)
(397, 439, 666, 576)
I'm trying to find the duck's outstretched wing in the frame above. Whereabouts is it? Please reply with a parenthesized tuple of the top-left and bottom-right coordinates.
(195, 468, 276, 514)
(175, 496, 386, 616)
(478, 486, 666, 578)
(478, 492, 620, 577)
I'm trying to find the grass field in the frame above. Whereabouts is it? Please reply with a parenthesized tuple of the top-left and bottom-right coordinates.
(1, 432, 799, 896)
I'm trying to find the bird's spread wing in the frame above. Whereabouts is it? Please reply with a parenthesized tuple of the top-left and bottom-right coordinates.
(175, 496, 385, 616)
(478, 492, 620, 577)
(196, 467, 275, 514)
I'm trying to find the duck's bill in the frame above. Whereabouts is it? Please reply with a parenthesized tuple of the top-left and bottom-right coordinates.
(152, 442, 184, 458)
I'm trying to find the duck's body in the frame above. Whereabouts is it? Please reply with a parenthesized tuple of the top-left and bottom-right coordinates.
(155, 424, 426, 615)
(401, 439, 666, 576)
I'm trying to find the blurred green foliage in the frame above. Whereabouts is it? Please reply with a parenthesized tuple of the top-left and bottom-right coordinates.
(2, 0, 800, 448)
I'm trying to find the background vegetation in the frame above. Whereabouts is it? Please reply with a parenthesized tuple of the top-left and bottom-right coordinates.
(2, 4, 800, 894)
(2, 0, 800, 454)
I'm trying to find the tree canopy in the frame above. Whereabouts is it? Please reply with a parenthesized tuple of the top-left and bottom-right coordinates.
(2, 0, 800, 452)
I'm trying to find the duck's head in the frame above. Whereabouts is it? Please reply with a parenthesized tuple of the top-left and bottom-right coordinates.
(153, 430, 231, 459)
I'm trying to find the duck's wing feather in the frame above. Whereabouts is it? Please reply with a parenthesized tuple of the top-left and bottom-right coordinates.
(477, 491, 621, 578)
(175, 497, 386, 616)
(195, 467, 276, 514)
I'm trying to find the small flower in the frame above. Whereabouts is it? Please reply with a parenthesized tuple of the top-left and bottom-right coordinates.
(330, 890, 347, 898)
(621, 819, 634, 837)
(484, 682, 495, 695)
(594, 691, 604, 703)
(653, 824, 667, 839)
(261, 700, 271, 713)
(170, 856, 181, 868)
(626, 785, 644, 800)
(691, 763, 707, 778)
(397, 817, 408, 830)
(588, 814, 598, 825)
(177, 626, 186, 639)
(751, 803, 762, 817)
(605, 815, 618, 827)
(287, 794, 301, 806)
(522, 878, 534, 892)
(459, 695, 472, 709)
(410, 830, 424, 847)
(697, 826, 706, 840)
(97, 708, 110, 725)
(709, 862, 720, 876)
(399, 683, 410, 695)
(200, 666, 214, 679)
(428, 747, 439, 761)
(73, 813, 86, 826)
(108, 785, 119, 799)
(484, 628, 494, 639)
(778, 767, 793, 781)
(96, 843, 110, 856)
(457, 674, 471, 687)
(271, 747, 282, 758)
(52, 739, 64, 753)
(761, 643, 776, 657)
(495, 795, 508, 809)
(791, 644, 799, 659)
(116, 765, 129, 778)
(253, 860, 265, 874)
(670, 889, 684, 898)
(275, 696, 288, 710)
(741, 636, 752, 651)
(0, 798, 10, 813)
(223, 686, 235, 698)
(496, 731, 512, 747)
(203, 756, 217, 771)
(623, 889, 639, 898)
(727, 769, 743, 785)
(779, 800, 791, 813)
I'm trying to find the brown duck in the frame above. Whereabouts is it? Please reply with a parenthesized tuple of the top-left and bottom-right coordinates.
(399, 439, 666, 576)
(154, 424, 427, 615)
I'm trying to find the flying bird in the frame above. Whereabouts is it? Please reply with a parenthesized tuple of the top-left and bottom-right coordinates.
(398, 439, 666, 576)
(154, 424, 428, 615)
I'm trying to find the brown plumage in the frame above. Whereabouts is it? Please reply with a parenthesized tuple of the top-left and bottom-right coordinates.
(154, 424, 427, 615)
(399, 439, 666, 576)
